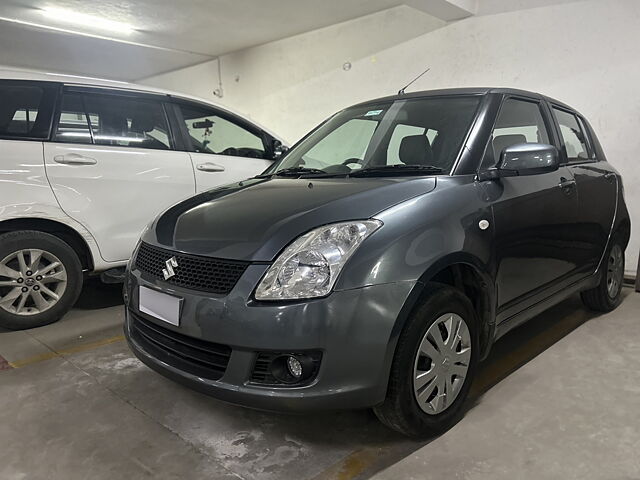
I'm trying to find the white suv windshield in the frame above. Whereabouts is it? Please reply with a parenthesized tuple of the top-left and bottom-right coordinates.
(271, 96, 480, 176)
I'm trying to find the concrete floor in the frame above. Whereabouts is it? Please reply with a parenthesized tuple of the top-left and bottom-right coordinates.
(0, 280, 638, 480)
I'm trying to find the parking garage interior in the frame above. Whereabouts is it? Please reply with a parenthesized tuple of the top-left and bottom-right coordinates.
(1, 1, 639, 479)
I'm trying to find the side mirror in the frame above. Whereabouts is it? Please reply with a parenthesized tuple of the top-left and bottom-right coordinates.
(272, 139, 289, 160)
(479, 143, 559, 180)
(500, 143, 559, 175)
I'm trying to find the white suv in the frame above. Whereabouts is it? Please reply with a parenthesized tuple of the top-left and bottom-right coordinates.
(0, 70, 286, 329)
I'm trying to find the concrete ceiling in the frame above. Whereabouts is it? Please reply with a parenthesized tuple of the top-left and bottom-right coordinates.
(0, 0, 584, 81)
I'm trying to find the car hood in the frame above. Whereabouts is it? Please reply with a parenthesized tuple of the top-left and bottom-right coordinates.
(143, 176, 437, 261)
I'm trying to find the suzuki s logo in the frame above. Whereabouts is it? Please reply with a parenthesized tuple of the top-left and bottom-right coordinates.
(162, 257, 178, 280)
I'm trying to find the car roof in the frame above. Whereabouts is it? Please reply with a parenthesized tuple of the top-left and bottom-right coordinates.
(0, 67, 285, 143)
(351, 87, 575, 113)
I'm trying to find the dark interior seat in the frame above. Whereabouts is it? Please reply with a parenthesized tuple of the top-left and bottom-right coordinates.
(131, 113, 168, 149)
(398, 134, 434, 165)
(98, 113, 128, 145)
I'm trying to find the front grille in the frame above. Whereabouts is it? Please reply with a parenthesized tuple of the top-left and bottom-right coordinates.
(134, 242, 249, 294)
(129, 311, 231, 381)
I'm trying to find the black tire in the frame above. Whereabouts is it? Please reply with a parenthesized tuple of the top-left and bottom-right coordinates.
(0, 231, 83, 330)
(374, 283, 480, 438)
(581, 236, 625, 312)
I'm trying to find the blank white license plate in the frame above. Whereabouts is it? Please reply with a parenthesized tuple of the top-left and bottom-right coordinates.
(139, 286, 182, 326)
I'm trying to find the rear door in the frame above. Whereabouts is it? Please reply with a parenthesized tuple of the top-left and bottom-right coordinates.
(43, 88, 195, 262)
(483, 96, 582, 316)
(173, 101, 274, 193)
(550, 106, 617, 274)
(0, 80, 59, 216)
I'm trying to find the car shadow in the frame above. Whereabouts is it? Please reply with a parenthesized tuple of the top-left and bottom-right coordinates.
(73, 278, 125, 310)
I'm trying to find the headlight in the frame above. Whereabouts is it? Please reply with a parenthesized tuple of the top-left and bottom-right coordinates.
(255, 220, 382, 300)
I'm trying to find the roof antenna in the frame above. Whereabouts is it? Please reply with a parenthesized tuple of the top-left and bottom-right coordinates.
(398, 67, 431, 95)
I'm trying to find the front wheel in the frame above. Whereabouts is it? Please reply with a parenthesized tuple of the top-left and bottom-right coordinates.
(0, 231, 83, 330)
(374, 283, 479, 437)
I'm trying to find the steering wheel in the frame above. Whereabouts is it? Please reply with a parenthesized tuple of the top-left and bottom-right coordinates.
(221, 147, 239, 156)
(341, 158, 362, 167)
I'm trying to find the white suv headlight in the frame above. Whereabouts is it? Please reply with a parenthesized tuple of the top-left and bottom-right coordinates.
(255, 220, 382, 300)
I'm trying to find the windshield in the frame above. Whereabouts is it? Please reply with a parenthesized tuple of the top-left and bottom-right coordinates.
(269, 96, 480, 176)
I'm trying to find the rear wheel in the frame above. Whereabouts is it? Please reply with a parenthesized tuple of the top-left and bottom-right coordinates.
(581, 237, 625, 312)
(0, 231, 83, 330)
(374, 283, 479, 437)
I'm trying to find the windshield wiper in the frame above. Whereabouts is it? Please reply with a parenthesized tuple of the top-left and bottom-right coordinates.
(258, 166, 329, 178)
(349, 164, 443, 177)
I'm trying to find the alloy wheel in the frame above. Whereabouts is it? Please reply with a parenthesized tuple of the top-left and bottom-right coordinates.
(413, 313, 471, 415)
(0, 249, 68, 316)
(606, 244, 624, 299)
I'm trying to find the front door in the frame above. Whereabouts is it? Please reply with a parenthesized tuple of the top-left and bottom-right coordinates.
(490, 168, 580, 309)
(44, 91, 195, 262)
(174, 102, 273, 193)
(481, 97, 582, 315)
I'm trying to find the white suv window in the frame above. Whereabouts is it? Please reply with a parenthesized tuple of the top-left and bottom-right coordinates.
(178, 104, 265, 159)
(0, 84, 44, 137)
(55, 93, 172, 150)
(55, 95, 91, 143)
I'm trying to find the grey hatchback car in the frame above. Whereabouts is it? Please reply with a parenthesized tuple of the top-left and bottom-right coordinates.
(124, 88, 630, 437)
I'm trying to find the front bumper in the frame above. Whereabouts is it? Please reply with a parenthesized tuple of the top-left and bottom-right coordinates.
(124, 264, 415, 412)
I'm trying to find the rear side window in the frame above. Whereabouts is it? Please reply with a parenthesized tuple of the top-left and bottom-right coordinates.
(55, 92, 172, 150)
(0, 83, 55, 139)
(177, 104, 266, 159)
(552, 107, 591, 162)
(483, 98, 550, 168)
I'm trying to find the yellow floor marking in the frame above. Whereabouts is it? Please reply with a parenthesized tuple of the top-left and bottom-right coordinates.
(9, 335, 125, 368)
(335, 450, 382, 480)
(312, 449, 382, 480)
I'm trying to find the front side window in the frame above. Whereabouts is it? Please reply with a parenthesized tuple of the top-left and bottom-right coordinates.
(55, 93, 171, 150)
(553, 107, 591, 162)
(178, 104, 265, 159)
(483, 98, 550, 168)
(0, 84, 46, 138)
(272, 96, 480, 175)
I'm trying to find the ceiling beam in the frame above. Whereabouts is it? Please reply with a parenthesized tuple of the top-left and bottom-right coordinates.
(404, 0, 477, 21)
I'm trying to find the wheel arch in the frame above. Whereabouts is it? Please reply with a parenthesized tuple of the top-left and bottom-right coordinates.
(616, 217, 631, 250)
(0, 218, 94, 271)
(389, 253, 496, 363)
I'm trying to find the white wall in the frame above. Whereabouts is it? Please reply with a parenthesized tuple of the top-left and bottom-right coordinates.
(141, 5, 447, 139)
(142, 0, 640, 275)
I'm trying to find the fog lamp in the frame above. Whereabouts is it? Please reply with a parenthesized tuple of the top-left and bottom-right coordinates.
(287, 356, 303, 378)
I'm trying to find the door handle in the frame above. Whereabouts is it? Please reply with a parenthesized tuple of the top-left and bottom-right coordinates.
(196, 162, 225, 172)
(53, 153, 97, 165)
(604, 172, 616, 181)
(558, 177, 576, 189)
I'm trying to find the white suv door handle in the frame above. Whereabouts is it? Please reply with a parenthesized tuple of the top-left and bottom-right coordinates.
(54, 153, 97, 165)
(196, 162, 225, 172)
